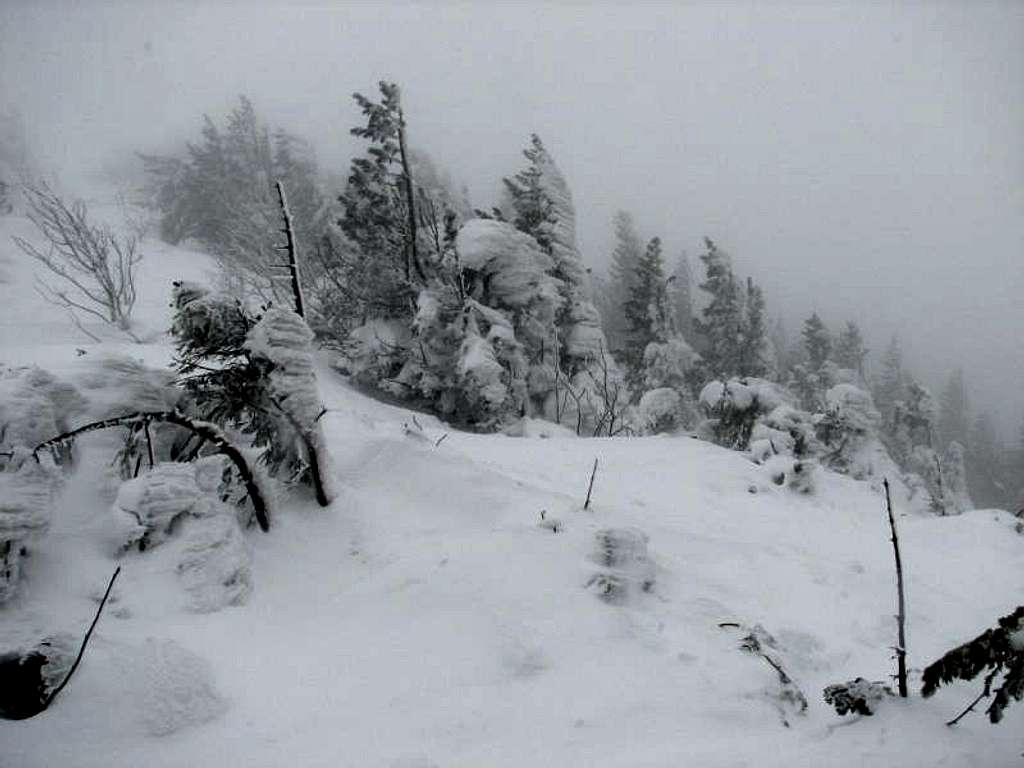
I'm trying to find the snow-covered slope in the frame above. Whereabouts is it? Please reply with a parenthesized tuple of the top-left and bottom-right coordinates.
(1, 213, 1022, 767)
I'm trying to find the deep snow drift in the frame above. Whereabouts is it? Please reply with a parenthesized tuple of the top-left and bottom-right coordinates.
(0, 207, 1022, 767)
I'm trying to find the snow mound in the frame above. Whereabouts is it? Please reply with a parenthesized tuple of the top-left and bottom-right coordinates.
(176, 513, 253, 613)
(129, 638, 226, 736)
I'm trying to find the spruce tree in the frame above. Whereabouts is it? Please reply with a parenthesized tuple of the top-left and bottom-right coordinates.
(603, 210, 644, 351)
(503, 134, 610, 379)
(669, 251, 695, 341)
(834, 321, 868, 377)
(874, 335, 904, 427)
(695, 237, 743, 378)
(738, 276, 770, 378)
(337, 81, 421, 318)
(939, 368, 970, 448)
(623, 236, 667, 385)
(802, 312, 831, 370)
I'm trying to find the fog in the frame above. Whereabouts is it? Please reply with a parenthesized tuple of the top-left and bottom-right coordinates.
(2, 1, 1022, 434)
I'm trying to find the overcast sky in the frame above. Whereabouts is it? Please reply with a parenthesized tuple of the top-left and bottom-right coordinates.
(2, 1, 1022, 437)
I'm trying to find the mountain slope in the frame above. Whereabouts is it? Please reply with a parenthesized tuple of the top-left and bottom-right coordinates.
(1, 213, 1022, 767)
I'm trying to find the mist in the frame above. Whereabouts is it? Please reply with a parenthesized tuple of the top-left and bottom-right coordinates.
(2, 0, 1022, 434)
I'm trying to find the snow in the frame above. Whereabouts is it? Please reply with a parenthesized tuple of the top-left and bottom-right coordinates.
(1, 211, 1023, 766)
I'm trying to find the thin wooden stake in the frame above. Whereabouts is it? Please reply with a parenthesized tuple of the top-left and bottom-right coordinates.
(883, 478, 909, 697)
(584, 458, 599, 510)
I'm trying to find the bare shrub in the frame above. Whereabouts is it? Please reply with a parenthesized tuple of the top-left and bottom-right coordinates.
(13, 185, 141, 338)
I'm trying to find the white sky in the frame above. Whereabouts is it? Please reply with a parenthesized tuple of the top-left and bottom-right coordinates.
(2, 0, 1022, 437)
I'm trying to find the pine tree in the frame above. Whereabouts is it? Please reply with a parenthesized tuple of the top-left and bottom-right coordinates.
(939, 368, 970, 448)
(603, 210, 644, 351)
(502, 134, 552, 250)
(834, 321, 868, 377)
(337, 81, 422, 318)
(965, 412, 1009, 508)
(738, 277, 770, 378)
(503, 134, 610, 379)
(669, 251, 695, 341)
(622, 237, 667, 385)
(802, 312, 831, 370)
(695, 237, 744, 378)
(874, 335, 904, 427)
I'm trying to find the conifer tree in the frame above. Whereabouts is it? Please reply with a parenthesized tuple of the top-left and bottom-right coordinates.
(669, 251, 695, 341)
(738, 276, 770, 378)
(502, 134, 552, 250)
(622, 236, 667, 383)
(834, 321, 868, 377)
(939, 368, 970, 448)
(503, 134, 610, 380)
(874, 335, 905, 427)
(695, 237, 744, 378)
(337, 81, 423, 318)
(602, 210, 644, 351)
(802, 312, 831, 371)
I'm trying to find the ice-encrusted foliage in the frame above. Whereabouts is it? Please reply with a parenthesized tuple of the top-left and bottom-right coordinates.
(698, 378, 790, 450)
(922, 606, 1024, 724)
(815, 384, 883, 478)
(172, 283, 329, 498)
(823, 678, 892, 716)
(0, 365, 82, 603)
(245, 308, 331, 492)
(111, 460, 253, 612)
(635, 388, 688, 434)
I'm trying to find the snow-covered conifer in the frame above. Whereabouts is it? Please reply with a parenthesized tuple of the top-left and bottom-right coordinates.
(834, 321, 868, 379)
(802, 312, 831, 371)
(694, 238, 744, 378)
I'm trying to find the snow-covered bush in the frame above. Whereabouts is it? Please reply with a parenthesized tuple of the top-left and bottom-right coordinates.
(750, 404, 820, 462)
(0, 365, 82, 602)
(635, 388, 687, 434)
(815, 384, 882, 478)
(110, 460, 253, 612)
(245, 307, 331, 497)
(762, 455, 819, 494)
(698, 378, 789, 450)
(172, 283, 330, 502)
(823, 678, 892, 716)
(0, 451, 59, 603)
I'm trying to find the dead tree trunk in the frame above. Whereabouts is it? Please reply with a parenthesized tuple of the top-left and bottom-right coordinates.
(394, 89, 424, 283)
(34, 411, 271, 532)
(274, 180, 305, 319)
(883, 478, 909, 697)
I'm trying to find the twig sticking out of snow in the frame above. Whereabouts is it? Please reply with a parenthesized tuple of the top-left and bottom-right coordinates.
(883, 478, 909, 698)
(44, 566, 121, 710)
(583, 458, 599, 510)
